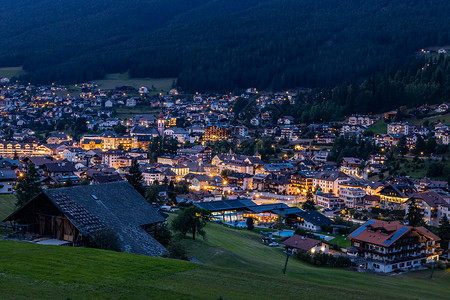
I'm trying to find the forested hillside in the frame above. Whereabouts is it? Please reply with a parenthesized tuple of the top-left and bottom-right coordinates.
(0, 0, 449, 91)
(273, 55, 450, 123)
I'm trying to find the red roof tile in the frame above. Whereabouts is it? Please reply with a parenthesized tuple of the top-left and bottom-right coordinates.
(282, 235, 321, 251)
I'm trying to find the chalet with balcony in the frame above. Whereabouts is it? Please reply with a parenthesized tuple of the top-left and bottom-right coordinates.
(406, 191, 450, 227)
(378, 184, 417, 210)
(347, 219, 440, 273)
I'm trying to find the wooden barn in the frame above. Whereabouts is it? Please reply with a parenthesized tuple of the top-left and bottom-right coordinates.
(4, 181, 168, 256)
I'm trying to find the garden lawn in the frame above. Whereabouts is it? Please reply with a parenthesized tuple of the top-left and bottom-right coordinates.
(315, 232, 351, 248)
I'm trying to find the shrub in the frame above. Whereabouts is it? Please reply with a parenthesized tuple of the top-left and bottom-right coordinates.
(89, 228, 121, 252)
(154, 223, 172, 247)
(297, 252, 351, 268)
(246, 217, 255, 231)
(294, 228, 316, 238)
(167, 238, 188, 260)
(436, 261, 447, 270)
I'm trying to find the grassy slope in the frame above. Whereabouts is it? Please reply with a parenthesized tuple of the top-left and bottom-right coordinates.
(0, 207, 448, 299)
(0, 194, 16, 221)
(179, 221, 449, 299)
(0, 66, 26, 78)
(367, 119, 388, 134)
(407, 112, 450, 125)
(0, 238, 448, 300)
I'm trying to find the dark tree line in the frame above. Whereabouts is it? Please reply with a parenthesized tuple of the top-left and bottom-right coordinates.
(0, 1, 449, 92)
(269, 55, 450, 124)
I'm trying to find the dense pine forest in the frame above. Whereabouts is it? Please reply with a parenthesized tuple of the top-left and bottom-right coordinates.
(0, 0, 449, 91)
(273, 55, 450, 123)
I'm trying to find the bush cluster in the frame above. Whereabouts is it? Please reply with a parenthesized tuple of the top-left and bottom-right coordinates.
(297, 252, 352, 268)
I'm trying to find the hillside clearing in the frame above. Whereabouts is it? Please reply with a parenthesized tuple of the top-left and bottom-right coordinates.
(94, 73, 175, 91)
(0, 66, 26, 78)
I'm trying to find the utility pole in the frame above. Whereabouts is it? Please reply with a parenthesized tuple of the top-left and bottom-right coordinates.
(283, 250, 292, 274)
(430, 259, 436, 279)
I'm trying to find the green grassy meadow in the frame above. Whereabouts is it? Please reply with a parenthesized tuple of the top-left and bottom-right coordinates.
(407, 112, 450, 126)
(176, 219, 449, 299)
(94, 73, 175, 91)
(0, 205, 448, 299)
(0, 66, 26, 78)
(367, 119, 388, 134)
(0, 194, 16, 221)
(0, 221, 448, 299)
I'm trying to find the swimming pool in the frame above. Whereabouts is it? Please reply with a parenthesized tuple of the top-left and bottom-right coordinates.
(224, 221, 248, 228)
(275, 230, 295, 237)
(313, 233, 334, 241)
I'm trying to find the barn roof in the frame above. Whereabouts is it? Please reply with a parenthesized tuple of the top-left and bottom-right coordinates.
(5, 181, 167, 257)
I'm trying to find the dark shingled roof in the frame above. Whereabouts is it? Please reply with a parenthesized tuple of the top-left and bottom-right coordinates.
(44, 162, 77, 173)
(6, 181, 167, 257)
(195, 199, 257, 212)
(295, 210, 334, 226)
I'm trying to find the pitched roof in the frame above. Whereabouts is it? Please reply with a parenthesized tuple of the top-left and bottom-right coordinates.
(379, 184, 416, 198)
(295, 210, 334, 226)
(25, 156, 58, 166)
(411, 191, 446, 208)
(44, 162, 77, 173)
(5, 182, 167, 257)
(0, 169, 17, 180)
(92, 174, 123, 183)
(313, 170, 349, 181)
(414, 226, 441, 241)
(249, 204, 302, 217)
(347, 219, 440, 247)
(131, 126, 158, 135)
(194, 199, 257, 212)
(282, 235, 322, 251)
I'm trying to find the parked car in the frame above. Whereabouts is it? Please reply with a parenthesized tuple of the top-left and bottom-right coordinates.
(268, 242, 279, 247)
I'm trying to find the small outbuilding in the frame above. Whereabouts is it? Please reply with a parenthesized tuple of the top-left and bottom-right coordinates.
(282, 234, 329, 255)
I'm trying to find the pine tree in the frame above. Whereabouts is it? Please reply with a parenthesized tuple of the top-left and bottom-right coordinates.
(145, 182, 160, 204)
(168, 181, 176, 204)
(302, 200, 316, 211)
(397, 136, 408, 156)
(302, 187, 316, 211)
(15, 163, 42, 207)
(438, 214, 450, 248)
(125, 160, 145, 196)
(246, 217, 255, 231)
(406, 198, 424, 227)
